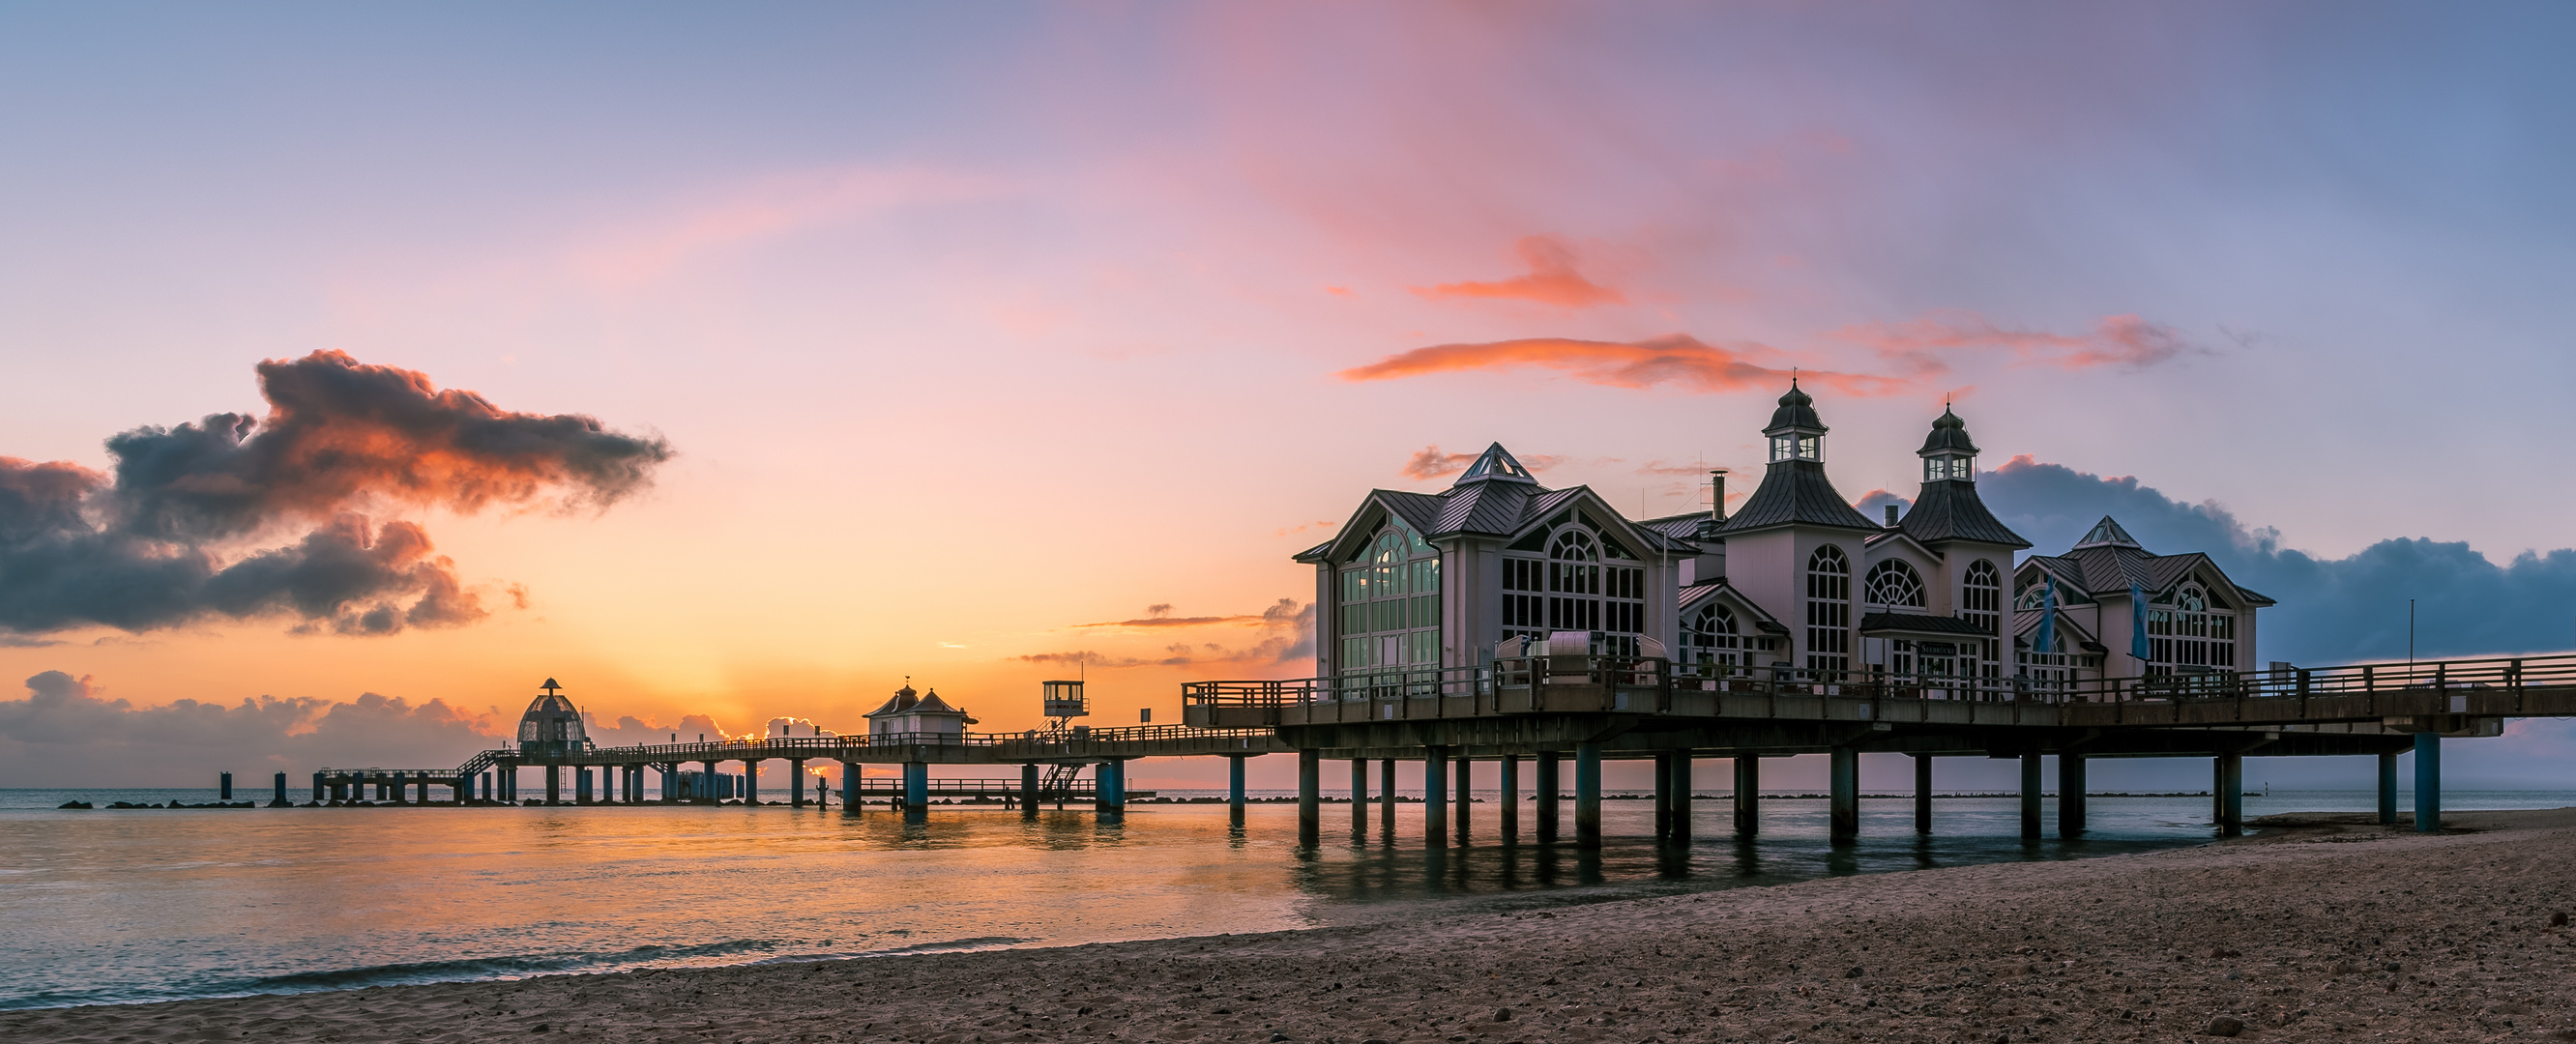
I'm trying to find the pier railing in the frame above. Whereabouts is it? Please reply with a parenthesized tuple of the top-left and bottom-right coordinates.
(473, 724, 1283, 769)
(1183, 652, 2576, 719)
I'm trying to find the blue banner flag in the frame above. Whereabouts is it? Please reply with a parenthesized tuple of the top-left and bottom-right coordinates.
(2130, 582, 2152, 662)
(2034, 576, 2058, 657)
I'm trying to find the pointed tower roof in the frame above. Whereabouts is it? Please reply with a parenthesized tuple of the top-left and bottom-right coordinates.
(1896, 406, 2027, 547)
(2071, 515, 2144, 551)
(1917, 405, 1977, 455)
(1764, 380, 1826, 435)
(1454, 442, 1537, 484)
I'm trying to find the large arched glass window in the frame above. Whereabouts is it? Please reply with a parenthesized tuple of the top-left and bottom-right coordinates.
(1685, 603, 1742, 669)
(1962, 559, 2002, 675)
(2146, 581, 2236, 674)
(1337, 526, 1440, 673)
(1805, 545, 1852, 672)
(1864, 559, 1926, 609)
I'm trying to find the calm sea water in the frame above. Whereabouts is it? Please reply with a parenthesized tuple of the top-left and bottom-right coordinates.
(4, 787, 2569, 1011)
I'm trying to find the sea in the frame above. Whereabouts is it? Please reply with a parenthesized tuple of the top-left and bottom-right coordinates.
(4, 786, 2570, 1011)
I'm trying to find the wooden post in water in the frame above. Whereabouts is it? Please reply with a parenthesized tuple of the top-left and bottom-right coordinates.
(1733, 756, 1760, 837)
(1828, 747, 1859, 847)
(1500, 753, 1521, 843)
(1574, 741, 1602, 850)
(1296, 749, 1320, 848)
(1913, 754, 1933, 834)
(1536, 751, 1561, 844)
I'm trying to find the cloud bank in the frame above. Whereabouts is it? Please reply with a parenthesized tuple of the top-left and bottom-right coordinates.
(0, 351, 671, 636)
(0, 670, 504, 786)
(1339, 334, 1903, 396)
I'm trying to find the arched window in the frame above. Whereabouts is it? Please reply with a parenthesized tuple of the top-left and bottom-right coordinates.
(1685, 603, 1742, 669)
(1545, 529, 1601, 635)
(1337, 525, 1441, 673)
(1864, 559, 1926, 609)
(1805, 545, 1852, 672)
(2146, 581, 2236, 674)
(1962, 559, 2002, 674)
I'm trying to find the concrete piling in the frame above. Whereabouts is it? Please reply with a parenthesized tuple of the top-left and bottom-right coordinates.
(903, 762, 929, 818)
(2058, 751, 2087, 839)
(2215, 752, 2243, 837)
(2415, 732, 2441, 833)
(1913, 754, 1933, 834)
(1653, 752, 1673, 839)
(1574, 741, 1601, 850)
(1670, 753, 1692, 843)
(1499, 753, 1521, 842)
(1350, 758, 1368, 833)
(1537, 751, 1562, 843)
(1378, 758, 1395, 834)
(1733, 756, 1759, 837)
(2378, 750, 2398, 826)
(220, 771, 233, 801)
(743, 760, 759, 806)
(1828, 747, 1859, 847)
(272, 771, 287, 806)
(1296, 749, 1320, 848)
(1454, 755, 1472, 840)
(1424, 747, 1449, 848)
(790, 759, 805, 807)
(2019, 753, 2042, 839)
(1023, 763, 1042, 820)
(1100, 760, 1127, 816)
(1227, 755, 1246, 826)
(546, 767, 561, 806)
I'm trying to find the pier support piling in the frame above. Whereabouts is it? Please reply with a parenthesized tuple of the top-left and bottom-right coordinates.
(1378, 758, 1396, 834)
(837, 759, 856, 813)
(1829, 747, 1859, 847)
(1100, 761, 1127, 817)
(1536, 751, 1561, 844)
(1455, 755, 1472, 841)
(1913, 754, 1934, 835)
(220, 771, 233, 801)
(903, 762, 928, 818)
(1351, 758, 1368, 833)
(1574, 741, 1601, 851)
(743, 760, 759, 806)
(1653, 752, 1674, 840)
(1296, 749, 1320, 848)
(576, 768, 593, 805)
(1733, 756, 1759, 837)
(2019, 753, 2042, 840)
(1500, 753, 1521, 842)
(1023, 764, 1041, 820)
(2058, 751, 2087, 839)
(790, 760, 805, 807)
(1670, 753, 1692, 843)
(1227, 755, 1245, 826)
(1424, 748, 1449, 848)
(2378, 751, 2399, 826)
(2414, 732, 2441, 833)
(272, 771, 287, 806)
(2215, 752, 2243, 837)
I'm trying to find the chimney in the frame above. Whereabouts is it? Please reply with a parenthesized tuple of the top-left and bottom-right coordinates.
(1884, 504, 1900, 528)
(1710, 469, 1729, 524)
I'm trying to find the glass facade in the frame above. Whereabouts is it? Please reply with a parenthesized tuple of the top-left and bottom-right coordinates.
(1337, 528, 1441, 672)
(1804, 545, 1852, 672)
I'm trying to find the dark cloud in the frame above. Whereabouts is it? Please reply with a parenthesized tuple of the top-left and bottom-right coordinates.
(0, 670, 505, 785)
(1969, 457, 2576, 664)
(0, 351, 670, 637)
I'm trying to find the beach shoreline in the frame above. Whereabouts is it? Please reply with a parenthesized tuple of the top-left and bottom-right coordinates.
(8, 809, 2572, 1043)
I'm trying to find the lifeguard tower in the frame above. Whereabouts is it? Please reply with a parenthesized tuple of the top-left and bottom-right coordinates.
(1041, 680, 1088, 726)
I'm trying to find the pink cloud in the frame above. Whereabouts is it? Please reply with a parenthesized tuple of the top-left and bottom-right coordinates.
(1339, 334, 1904, 396)
(1413, 235, 1626, 307)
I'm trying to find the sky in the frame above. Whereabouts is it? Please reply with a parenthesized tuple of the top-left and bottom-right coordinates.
(0, 3, 2571, 789)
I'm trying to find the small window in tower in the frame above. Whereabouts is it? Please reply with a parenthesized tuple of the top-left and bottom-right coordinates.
(1771, 435, 1797, 462)
(1797, 436, 1820, 460)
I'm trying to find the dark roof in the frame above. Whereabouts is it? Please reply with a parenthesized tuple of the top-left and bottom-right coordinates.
(1453, 443, 1537, 484)
(1678, 578, 1783, 627)
(1714, 459, 1878, 535)
(1766, 380, 1824, 434)
(1859, 612, 1994, 637)
(1917, 406, 1978, 455)
(2021, 545, 2278, 609)
(1897, 479, 2030, 548)
(867, 685, 966, 718)
(1640, 511, 1723, 544)
(2071, 515, 2142, 550)
(2013, 608, 2106, 653)
(1298, 474, 1692, 564)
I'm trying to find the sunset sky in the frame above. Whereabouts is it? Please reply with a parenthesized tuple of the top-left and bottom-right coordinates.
(2, 4, 2571, 788)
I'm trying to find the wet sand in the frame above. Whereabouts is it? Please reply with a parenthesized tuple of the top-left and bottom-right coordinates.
(9, 809, 2574, 1043)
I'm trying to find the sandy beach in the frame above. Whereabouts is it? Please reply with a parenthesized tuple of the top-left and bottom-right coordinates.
(8, 810, 2573, 1044)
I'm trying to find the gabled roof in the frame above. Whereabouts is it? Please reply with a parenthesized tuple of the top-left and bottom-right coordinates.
(1679, 578, 1785, 630)
(1714, 460, 1879, 536)
(2019, 544, 2277, 610)
(2071, 515, 2142, 550)
(1859, 612, 1994, 637)
(866, 684, 968, 718)
(1897, 479, 2030, 548)
(1862, 527, 1942, 562)
(2014, 607, 2105, 653)
(1299, 469, 1692, 565)
(1639, 510, 1723, 545)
